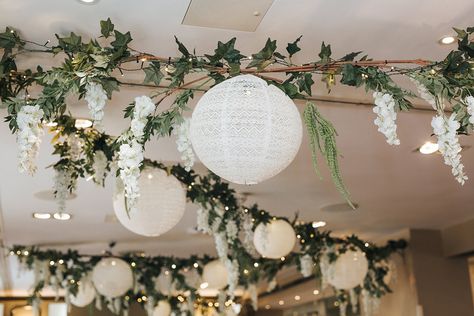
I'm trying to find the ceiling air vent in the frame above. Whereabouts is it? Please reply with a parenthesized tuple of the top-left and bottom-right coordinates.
(182, 0, 275, 32)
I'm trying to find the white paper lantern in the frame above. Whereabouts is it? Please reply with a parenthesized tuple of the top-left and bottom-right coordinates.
(328, 250, 369, 290)
(190, 74, 303, 185)
(92, 258, 133, 298)
(154, 270, 178, 296)
(153, 300, 171, 316)
(253, 220, 296, 259)
(183, 268, 201, 289)
(113, 167, 187, 237)
(70, 277, 96, 307)
(202, 260, 228, 290)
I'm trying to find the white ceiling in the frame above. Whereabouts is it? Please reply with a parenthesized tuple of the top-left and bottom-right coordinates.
(0, 0, 474, 293)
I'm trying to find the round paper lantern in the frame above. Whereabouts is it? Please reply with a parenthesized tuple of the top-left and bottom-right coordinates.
(183, 268, 201, 289)
(190, 74, 303, 185)
(253, 220, 296, 259)
(328, 250, 369, 290)
(202, 260, 228, 290)
(154, 270, 178, 296)
(70, 278, 96, 307)
(113, 167, 187, 237)
(153, 300, 171, 316)
(92, 258, 133, 298)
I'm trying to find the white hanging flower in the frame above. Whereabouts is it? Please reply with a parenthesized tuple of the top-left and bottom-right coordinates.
(225, 259, 239, 299)
(225, 220, 239, 244)
(339, 300, 348, 316)
(299, 254, 314, 278)
(267, 277, 277, 292)
(248, 284, 258, 310)
(410, 78, 437, 109)
(465, 96, 474, 125)
(92, 150, 108, 185)
(117, 139, 144, 213)
(131, 96, 155, 141)
(242, 213, 259, 257)
(361, 289, 381, 316)
(16, 104, 44, 175)
(85, 82, 107, 132)
(214, 231, 228, 260)
(173, 118, 195, 171)
(319, 248, 335, 289)
(372, 92, 400, 145)
(349, 288, 359, 314)
(66, 134, 84, 161)
(196, 208, 211, 233)
(431, 114, 468, 185)
(53, 168, 73, 213)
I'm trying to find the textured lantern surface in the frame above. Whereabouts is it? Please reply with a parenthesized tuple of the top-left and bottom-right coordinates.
(253, 219, 296, 259)
(328, 250, 369, 290)
(202, 260, 228, 290)
(190, 74, 303, 184)
(70, 277, 96, 307)
(153, 300, 172, 316)
(92, 258, 133, 298)
(113, 167, 187, 237)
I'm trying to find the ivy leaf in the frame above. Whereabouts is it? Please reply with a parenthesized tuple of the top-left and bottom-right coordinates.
(0, 28, 19, 50)
(174, 36, 190, 57)
(143, 62, 164, 86)
(340, 51, 362, 61)
(273, 81, 303, 99)
(205, 38, 244, 66)
(340, 64, 363, 87)
(247, 38, 277, 70)
(55, 32, 82, 53)
(318, 42, 332, 64)
(101, 78, 119, 99)
(110, 31, 132, 49)
(100, 18, 115, 38)
(297, 73, 314, 96)
(286, 36, 302, 58)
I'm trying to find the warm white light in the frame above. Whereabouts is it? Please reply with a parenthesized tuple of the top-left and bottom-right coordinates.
(312, 221, 327, 228)
(44, 121, 58, 127)
(33, 212, 51, 220)
(294, 295, 301, 301)
(200, 282, 209, 289)
(419, 141, 439, 155)
(439, 35, 456, 45)
(74, 118, 93, 129)
(265, 305, 271, 310)
(313, 290, 319, 295)
(278, 300, 284, 306)
(77, 0, 98, 3)
(53, 212, 72, 220)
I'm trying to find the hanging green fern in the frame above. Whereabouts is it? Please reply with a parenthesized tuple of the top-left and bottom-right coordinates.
(303, 103, 354, 209)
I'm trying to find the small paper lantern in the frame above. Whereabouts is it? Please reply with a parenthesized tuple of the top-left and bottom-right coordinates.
(154, 270, 178, 296)
(253, 220, 296, 259)
(190, 74, 303, 185)
(328, 250, 369, 290)
(153, 300, 171, 316)
(92, 258, 133, 298)
(183, 268, 201, 289)
(70, 278, 96, 307)
(202, 260, 228, 290)
(113, 167, 187, 237)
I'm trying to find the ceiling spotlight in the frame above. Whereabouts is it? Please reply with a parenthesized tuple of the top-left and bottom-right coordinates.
(278, 300, 285, 306)
(33, 212, 51, 220)
(439, 35, 456, 45)
(313, 289, 319, 295)
(74, 118, 93, 129)
(312, 221, 327, 228)
(53, 212, 72, 221)
(199, 282, 209, 289)
(77, 0, 99, 4)
(294, 295, 301, 301)
(419, 141, 439, 155)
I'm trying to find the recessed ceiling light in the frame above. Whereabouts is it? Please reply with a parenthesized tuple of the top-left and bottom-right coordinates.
(199, 282, 209, 289)
(439, 35, 456, 45)
(294, 295, 301, 301)
(74, 118, 93, 129)
(53, 212, 72, 221)
(312, 221, 327, 228)
(77, 0, 99, 4)
(265, 305, 271, 310)
(313, 289, 319, 295)
(419, 141, 439, 155)
(33, 212, 51, 220)
(278, 300, 284, 306)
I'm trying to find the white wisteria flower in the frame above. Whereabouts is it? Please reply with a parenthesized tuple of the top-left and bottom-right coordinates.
(16, 104, 44, 175)
(173, 118, 195, 171)
(372, 92, 400, 146)
(117, 140, 144, 213)
(85, 82, 107, 132)
(465, 96, 474, 125)
(92, 150, 108, 185)
(248, 283, 258, 311)
(242, 213, 259, 257)
(196, 208, 211, 233)
(214, 231, 229, 260)
(225, 259, 239, 299)
(131, 96, 155, 141)
(299, 254, 314, 278)
(410, 78, 436, 109)
(225, 220, 239, 244)
(431, 114, 467, 185)
(53, 168, 74, 213)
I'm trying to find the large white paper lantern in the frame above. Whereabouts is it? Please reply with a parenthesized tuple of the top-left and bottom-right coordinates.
(70, 277, 96, 307)
(190, 74, 303, 185)
(202, 260, 228, 290)
(253, 220, 296, 259)
(113, 167, 187, 237)
(153, 300, 171, 316)
(92, 258, 133, 298)
(328, 250, 369, 290)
